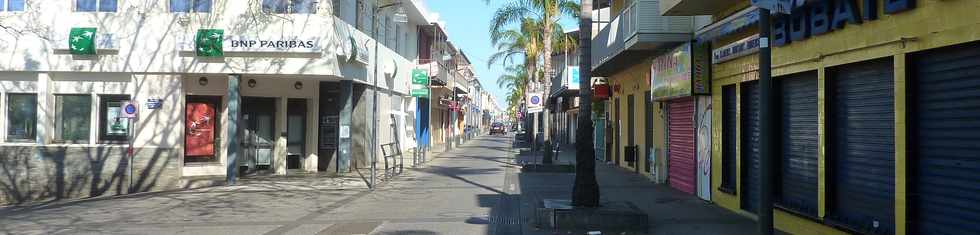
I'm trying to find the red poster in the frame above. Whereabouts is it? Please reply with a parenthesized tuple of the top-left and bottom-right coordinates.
(185, 102, 216, 157)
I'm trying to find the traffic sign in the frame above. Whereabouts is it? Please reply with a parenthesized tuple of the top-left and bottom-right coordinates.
(120, 101, 138, 118)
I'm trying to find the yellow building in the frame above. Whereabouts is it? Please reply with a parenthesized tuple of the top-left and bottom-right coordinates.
(663, 0, 980, 234)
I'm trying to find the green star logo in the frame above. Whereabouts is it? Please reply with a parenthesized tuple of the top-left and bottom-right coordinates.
(69, 28, 97, 55)
(195, 29, 224, 57)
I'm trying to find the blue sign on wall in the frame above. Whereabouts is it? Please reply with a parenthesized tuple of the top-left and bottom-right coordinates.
(147, 99, 163, 109)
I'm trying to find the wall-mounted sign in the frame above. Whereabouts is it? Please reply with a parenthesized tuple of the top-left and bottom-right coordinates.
(713, 34, 759, 64)
(772, 0, 916, 47)
(651, 43, 692, 100)
(349, 37, 370, 64)
(146, 99, 163, 109)
(195, 29, 224, 57)
(177, 29, 323, 56)
(692, 41, 712, 95)
(69, 28, 97, 55)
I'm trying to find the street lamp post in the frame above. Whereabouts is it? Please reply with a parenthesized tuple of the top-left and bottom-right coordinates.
(371, 0, 407, 189)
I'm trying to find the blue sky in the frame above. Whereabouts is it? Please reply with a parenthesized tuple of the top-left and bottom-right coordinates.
(423, 0, 578, 110)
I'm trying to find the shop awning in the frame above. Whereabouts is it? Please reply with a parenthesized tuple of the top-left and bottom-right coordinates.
(694, 6, 759, 42)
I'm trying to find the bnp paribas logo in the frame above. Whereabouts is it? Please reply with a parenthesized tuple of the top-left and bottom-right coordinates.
(69, 28, 97, 55)
(195, 29, 224, 57)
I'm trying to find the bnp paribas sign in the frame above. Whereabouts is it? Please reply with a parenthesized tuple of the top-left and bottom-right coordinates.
(179, 29, 323, 57)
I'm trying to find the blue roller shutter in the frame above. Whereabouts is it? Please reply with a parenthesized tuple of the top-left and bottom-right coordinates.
(776, 72, 819, 217)
(910, 42, 980, 234)
(740, 81, 760, 214)
(827, 58, 895, 235)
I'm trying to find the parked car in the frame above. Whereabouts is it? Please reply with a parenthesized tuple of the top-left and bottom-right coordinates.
(490, 123, 506, 135)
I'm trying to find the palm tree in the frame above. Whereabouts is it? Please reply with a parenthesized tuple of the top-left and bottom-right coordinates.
(496, 65, 530, 123)
(572, 0, 599, 207)
(487, 0, 579, 162)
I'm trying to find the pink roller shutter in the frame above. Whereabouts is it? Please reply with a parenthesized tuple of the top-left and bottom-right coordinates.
(668, 97, 696, 195)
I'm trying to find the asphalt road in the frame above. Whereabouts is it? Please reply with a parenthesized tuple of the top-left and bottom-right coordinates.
(0, 134, 520, 235)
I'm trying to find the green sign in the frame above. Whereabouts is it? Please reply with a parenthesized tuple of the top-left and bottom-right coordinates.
(411, 88, 430, 97)
(195, 29, 224, 57)
(411, 69, 430, 97)
(412, 69, 429, 85)
(69, 28, 97, 55)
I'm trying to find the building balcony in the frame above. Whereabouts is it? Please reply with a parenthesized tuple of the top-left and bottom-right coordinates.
(659, 0, 730, 16)
(418, 58, 448, 86)
(591, 0, 697, 76)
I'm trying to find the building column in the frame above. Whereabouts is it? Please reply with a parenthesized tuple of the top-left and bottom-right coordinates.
(226, 75, 241, 185)
(275, 96, 288, 175)
(305, 81, 320, 172)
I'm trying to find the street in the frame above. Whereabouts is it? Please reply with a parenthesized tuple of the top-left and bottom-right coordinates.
(0, 135, 521, 235)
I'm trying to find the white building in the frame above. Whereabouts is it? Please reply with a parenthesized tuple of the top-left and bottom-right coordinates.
(0, 0, 460, 204)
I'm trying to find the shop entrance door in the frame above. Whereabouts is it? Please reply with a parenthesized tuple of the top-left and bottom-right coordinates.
(242, 97, 276, 174)
(286, 99, 307, 170)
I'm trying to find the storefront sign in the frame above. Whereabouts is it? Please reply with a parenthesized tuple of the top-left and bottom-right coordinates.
(179, 29, 323, 56)
(772, 0, 916, 47)
(349, 37, 370, 64)
(651, 43, 693, 100)
(713, 34, 760, 64)
(69, 28, 97, 55)
(751, 0, 803, 14)
(146, 99, 163, 109)
(692, 41, 712, 95)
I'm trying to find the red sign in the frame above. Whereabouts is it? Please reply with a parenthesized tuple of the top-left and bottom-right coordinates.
(185, 102, 216, 157)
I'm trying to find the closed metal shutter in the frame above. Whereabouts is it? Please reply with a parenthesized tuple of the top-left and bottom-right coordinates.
(740, 81, 760, 214)
(721, 85, 737, 193)
(777, 72, 819, 217)
(828, 58, 894, 234)
(668, 97, 696, 195)
(911, 42, 980, 234)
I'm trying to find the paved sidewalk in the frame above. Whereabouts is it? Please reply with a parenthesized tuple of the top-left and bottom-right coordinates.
(517, 146, 757, 235)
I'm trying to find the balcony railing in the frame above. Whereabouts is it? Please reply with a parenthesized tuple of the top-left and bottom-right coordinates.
(591, 0, 696, 75)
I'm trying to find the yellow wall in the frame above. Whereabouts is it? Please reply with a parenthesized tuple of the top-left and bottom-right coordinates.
(608, 59, 655, 174)
(708, 1, 980, 235)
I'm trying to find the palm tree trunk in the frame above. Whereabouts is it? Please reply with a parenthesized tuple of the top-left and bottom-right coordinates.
(572, 0, 599, 207)
(541, 6, 555, 164)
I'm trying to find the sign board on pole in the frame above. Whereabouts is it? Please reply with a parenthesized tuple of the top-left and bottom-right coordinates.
(411, 69, 430, 97)
(119, 101, 138, 119)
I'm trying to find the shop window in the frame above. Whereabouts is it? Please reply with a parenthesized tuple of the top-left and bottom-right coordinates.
(5, 94, 37, 141)
(76, 0, 117, 12)
(170, 0, 211, 13)
(98, 95, 130, 142)
(262, 0, 316, 14)
(55, 95, 92, 143)
(2, 0, 25, 12)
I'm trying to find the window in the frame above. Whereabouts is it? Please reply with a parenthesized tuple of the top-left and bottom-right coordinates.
(55, 95, 92, 143)
(355, 0, 366, 30)
(171, 0, 211, 13)
(99, 95, 130, 142)
(6, 94, 36, 141)
(332, 0, 341, 17)
(2, 0, 25, 12)
(262, 0, 316, 14)
(76, 0, 117, 12)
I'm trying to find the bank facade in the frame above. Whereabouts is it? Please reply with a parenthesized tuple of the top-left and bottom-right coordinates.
(661, 0, 980, 234)
(0, 0, 484, 205)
